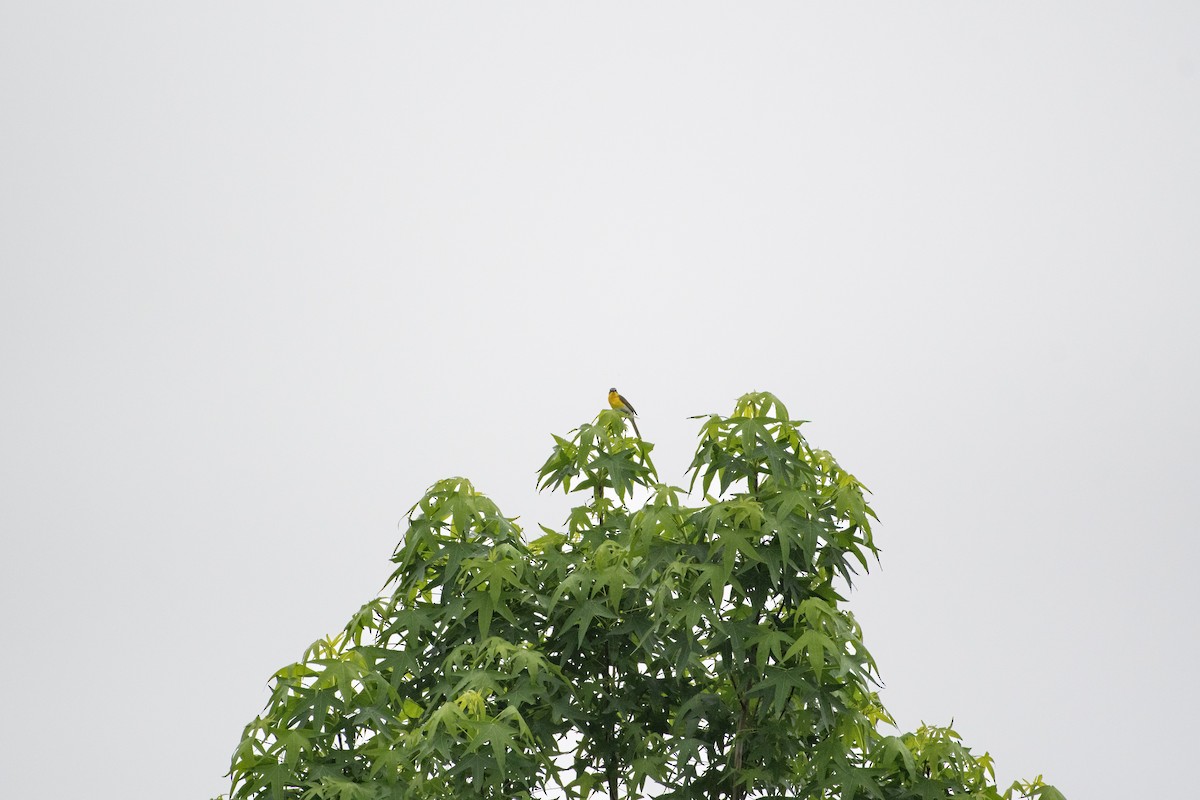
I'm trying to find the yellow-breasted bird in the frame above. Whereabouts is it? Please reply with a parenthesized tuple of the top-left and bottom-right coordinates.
(608, 387, 641, 438)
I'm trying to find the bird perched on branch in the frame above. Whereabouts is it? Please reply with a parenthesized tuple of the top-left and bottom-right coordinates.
(607, 387, 641, 438)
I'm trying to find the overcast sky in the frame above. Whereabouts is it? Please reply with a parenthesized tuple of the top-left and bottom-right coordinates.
(2, 3, 1198, 798)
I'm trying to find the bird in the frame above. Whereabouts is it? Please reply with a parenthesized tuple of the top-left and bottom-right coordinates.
(607, 387, 641, 438)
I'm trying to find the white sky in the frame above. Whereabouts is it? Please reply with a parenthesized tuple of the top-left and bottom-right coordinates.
(2, 3, 1198, 798)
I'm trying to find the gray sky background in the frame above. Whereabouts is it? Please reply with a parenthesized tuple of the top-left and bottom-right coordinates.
(2, 3, 1197, 798)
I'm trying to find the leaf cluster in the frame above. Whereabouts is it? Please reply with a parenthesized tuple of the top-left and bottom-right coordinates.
(221, 391, 1064, 800)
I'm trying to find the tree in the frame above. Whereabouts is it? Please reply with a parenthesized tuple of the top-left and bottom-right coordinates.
(220, 391, 1065, 800)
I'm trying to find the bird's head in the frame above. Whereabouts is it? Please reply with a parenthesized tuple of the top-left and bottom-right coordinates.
(608, 387, 617, 394)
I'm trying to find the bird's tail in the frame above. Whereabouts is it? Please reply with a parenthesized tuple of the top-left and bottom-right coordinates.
(629, 416, 641, 439)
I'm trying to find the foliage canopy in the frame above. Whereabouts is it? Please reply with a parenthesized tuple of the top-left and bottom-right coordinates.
(221, 391, 1064, 800)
